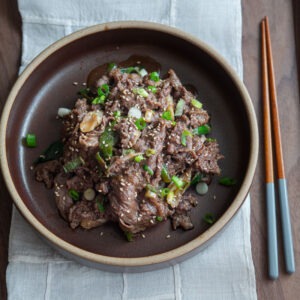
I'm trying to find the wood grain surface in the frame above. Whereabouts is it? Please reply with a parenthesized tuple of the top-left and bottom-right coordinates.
(0, 0, 299, 299)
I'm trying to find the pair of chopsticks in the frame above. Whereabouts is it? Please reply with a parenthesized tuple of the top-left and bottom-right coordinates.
(261, 17, 295, 279)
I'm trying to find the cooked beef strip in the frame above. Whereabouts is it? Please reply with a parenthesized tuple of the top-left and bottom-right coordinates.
(34, 63, 223, 238)
(35, 160, 61, 188)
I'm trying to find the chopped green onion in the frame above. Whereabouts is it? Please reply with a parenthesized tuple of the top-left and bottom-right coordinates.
(149, 71, 160, 82)
(84, 188, 96, 201)
(25, 133, 37, 148)
(171, 121, 177, 126)
(219, 177, 236, 186)
(132, 87, 149, 98)
(206, 137, 217, 142)
(125, 231, 134, 242)
(181, 130, 193, 146)
(138, 68, 148, 77)
(95, 152, 107, 169)
(68, 189, 80, 201)
(120, 66, 137, 74)
(203, 213, 215, 225)
(156, 216, 163, 222)
(147, 85, 157, 93)
(146, 184, 158, 194)
(134, 154, 145, 163)
(78, 88, 91, 99)
(191, 99, 203, 109)
(35, 140, 64, 164)
(193, 124, 211, 135)
(63, 156, 84, 173)
(191, 173, 203, 185)
(96, 198, 106, 213)
(171, 176, 186, 189)
(113, 110, 121, 118)
(161, 188, 170, 197)
(122, 149, 135, 155)
(99, 126, 116, 160)
(145, 148, 156, 157)
(162, 111, 173, 121)
(92, 84, 110, 104)
(143, 165, 154, 176)
(166, 191, 176, 207)
(107, 62, 117, 72)
(135, 118, 147, 130)
(161, 165, 171, 183)
(174, 99, 185, 117)
(196, 182, 208, 195)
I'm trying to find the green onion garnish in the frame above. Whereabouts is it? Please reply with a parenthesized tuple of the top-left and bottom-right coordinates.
(35, 140, 64, 164)
(96, 199, 106, 213)
(125, 231, 133, 242)
(78, 88, 91, 99)
(138, 68, 148, 77)
(122, 149, 135, 155)
(166, 191, 176, 207)
(191, 99, 203, 109)
(146, 184, 158, 194)
(120, 66, 137, 74)
(174, 99, 185, 117)
(206, 137, 217, 142)
(191, 173, 203, 185)
(161, 188, 170, 197)
(63, 156, 84, 173)
(161, 165, 171, 183)
(162, 111, 173, 121)
(203, 213, 215, 225)
(99, 126, 116, 160)
(92, 84, 110, 104)
(134, 154, 145, 163)
(132, 87, 149, 98)
(107, 62, 117, 72)
(149, 71, 160, 82)
(25, 133, 37, 148)
(68, 189, 80, 201)
(143, 165, 154, 176)
(113, 110, 121, 118)
(135, 118, 147, 130)
(156, 216, 163, 222)
(193, 124, 211, 135)
(95, 152, 107, 169)
(145, 148, 156, 157)
(171, 175, 186, 189)
(219, 177, 237, 186)
(147, 85, 157, 93)
(181, 130, 193, 146)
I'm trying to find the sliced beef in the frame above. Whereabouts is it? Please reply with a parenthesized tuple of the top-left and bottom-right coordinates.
(53, 173, 73, 220)
(34, 65, 223, 237)
(193, 140, 223, 175)
(35, 160, 61, 188)
(114, 118, 141, 149)
(68, 200, 107, 229)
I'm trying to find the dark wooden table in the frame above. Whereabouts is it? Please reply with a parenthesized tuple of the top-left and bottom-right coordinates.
(0, 0, 299, 299)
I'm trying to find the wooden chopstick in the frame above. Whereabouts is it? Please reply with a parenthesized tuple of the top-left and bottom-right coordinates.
(261, 18, 279, 280)
(262, 16, 295, 277)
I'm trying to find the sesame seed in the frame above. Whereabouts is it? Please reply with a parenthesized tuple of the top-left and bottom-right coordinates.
(166, 235, 171, 239)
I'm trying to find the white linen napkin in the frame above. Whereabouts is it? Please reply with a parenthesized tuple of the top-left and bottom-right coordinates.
(7, 1, 257, 299)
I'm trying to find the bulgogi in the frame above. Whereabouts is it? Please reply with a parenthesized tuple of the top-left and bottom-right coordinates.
(34, 60, 223, 240)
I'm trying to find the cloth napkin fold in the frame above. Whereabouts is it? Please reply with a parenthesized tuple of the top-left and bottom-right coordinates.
(7, 1, 257, 299)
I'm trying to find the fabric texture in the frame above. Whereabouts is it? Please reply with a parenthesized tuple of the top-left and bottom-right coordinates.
(7, 1, 257, 299)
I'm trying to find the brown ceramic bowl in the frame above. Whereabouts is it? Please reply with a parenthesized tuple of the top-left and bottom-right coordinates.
(0, 21, 258, 272)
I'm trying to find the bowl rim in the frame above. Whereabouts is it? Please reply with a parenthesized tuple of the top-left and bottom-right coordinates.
(0, 21, 258, 267)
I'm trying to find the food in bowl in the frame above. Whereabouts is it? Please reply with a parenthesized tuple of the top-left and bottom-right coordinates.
(32, 56, 223, 241)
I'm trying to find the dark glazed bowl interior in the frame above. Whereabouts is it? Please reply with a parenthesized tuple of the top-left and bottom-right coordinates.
(1, 22, 258, 270)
